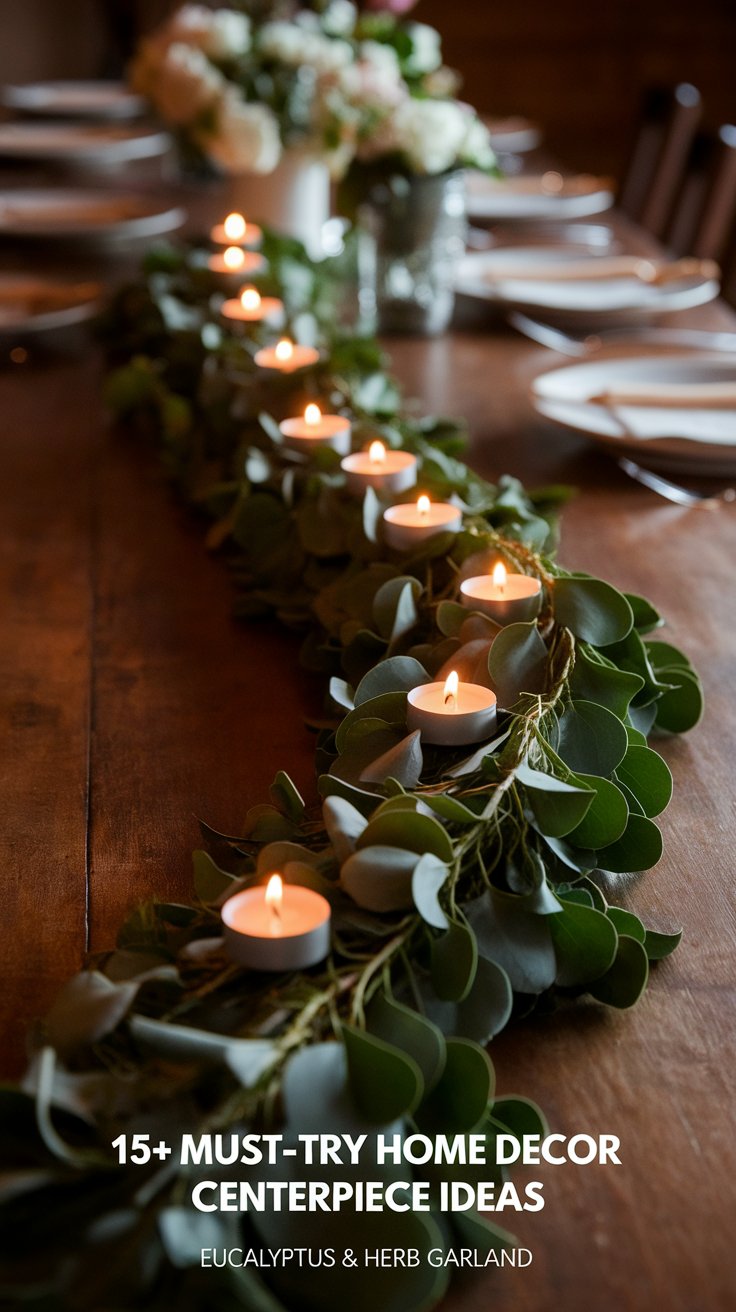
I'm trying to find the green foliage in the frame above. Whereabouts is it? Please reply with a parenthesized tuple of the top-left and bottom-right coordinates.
(0, 233, 702, 1312)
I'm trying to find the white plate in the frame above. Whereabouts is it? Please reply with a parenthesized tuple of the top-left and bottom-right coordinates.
(0, 189, 185, 240)
(484, 116, 542, 155)
(532, 354, 736, 475)
(0, 122, 170, 163)
(2, 80, 145, 120)
(455, 247, 720, 326)
(467, 172, 614, 223)
(0, 274, 101, 334)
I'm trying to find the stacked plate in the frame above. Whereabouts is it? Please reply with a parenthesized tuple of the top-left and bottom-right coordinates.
(455, 248, 720, 328)
(532, 355, 736, 477)
(466, 170, 614, 223)
(2, 80, 145, 120)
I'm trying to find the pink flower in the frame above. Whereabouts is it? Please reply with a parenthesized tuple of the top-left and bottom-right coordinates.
(363, 0, 419, 13)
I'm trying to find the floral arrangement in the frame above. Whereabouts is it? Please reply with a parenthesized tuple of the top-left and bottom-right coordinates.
(129, 2, 495, 178)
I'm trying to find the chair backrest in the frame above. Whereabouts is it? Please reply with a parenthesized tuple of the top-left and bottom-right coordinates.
(619, 83, 702, 237)
(668, 125, 736, 261)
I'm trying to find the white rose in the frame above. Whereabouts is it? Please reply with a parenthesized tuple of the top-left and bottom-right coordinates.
(205, 93, 282, 174)
(405, 23, 442, 75)
(258, 21, 306, 65)
(142, 42, 225, 125)
(392, 98, 468, 174)
(359, 40, 401, 81)
(260, 22, 352, 74)
(199, 10, 251, 61)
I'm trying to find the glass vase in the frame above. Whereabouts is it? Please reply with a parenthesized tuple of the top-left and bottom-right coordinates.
(355, 170, 466, 336)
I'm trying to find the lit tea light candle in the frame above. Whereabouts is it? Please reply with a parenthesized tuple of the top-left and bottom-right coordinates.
(210, 211, 263, 248)
(222, 873, 331, 970)
(254, 337, 321, 374)
(221, 286, 284, 326)
(407, 670, 497, 746)
(208, 245, 266, 278)
(341, 441, 418, 496)
(383, 494, 462, 551)
(279, 402, 351, 455)
(460, 560, 542, 625)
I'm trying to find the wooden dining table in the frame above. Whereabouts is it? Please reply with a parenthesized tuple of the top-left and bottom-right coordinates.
(1, 194, 735, 1312)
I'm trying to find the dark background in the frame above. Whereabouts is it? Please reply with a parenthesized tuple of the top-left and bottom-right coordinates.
(0, 0, 734, 183)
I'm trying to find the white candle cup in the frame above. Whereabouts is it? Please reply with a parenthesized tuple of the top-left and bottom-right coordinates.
(407, 678, 497, 746)
(222, 882, 331, 971)
(279, 406, 352, 455)
(341, 445, 417, 496)
(460, 573, 542, 625)
(221, 289, 284, 328)
(210, 215, 262, 248)
(383, 497, 462, 551)
(254, 341, 321, 374)
(207, 247, 267, 279)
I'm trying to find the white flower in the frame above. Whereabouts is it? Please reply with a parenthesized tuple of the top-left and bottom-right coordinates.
(359, 40, 402, 82)
(133, 41, 225, 125)
(204, 92, 282, 174)
(460, 115, 496, 170)
(390, 97, 469, 173)
(321, 1, 357, 38)
(166, 5, 251, 61)
(259, 21, 352, 74)
(404, 23, 442, 75)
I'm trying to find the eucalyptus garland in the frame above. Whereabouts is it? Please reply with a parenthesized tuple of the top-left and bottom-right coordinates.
(0, 232, 703, 1312)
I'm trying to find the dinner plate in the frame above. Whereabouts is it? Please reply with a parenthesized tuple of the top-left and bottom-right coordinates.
(467, 171, 614, 223)
(484, 116, 542, 155)
(0, 122, 170, 163)
(2, 80, 145, 120)
(0, 274, 100, 334)
(532, 354, 736, 476)
(454, 247, 720, 326)
(0, 189, 185, 240)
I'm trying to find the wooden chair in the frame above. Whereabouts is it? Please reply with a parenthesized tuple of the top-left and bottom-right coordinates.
(619, 83, 702, 238)
(667, 125, 736, 261)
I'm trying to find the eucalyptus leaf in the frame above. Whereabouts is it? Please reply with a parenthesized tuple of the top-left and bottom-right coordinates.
(343, 1024, 423, 1123)
(597, 813, 664, 874)
(569, 643, 645, 717)
(557, 699, 629, 776)
(322, 795, 367, 863)
(368, 992, 446, 1091)
(353, 656, 430, 707)
(417, 1038, 494, 1133)
(360, 730, 423, 788)
(516, 760, 595, 837)
(465, 892, 557, 994)
(357, 807, 454, 862)
(606, 907, 646, 943)
(553, 575, 633, 645)
(615, 745, 673, 818)
(565, 773, 629, 850)
(341, 845, 418, 911)
(431, 920, 478, 1001)
(550, 899, 618, 987)
(653, 666, 704, 733)
(644, 927, 683, 960)
(488, 621, 548, 707)
(192, 849, 236, 902)
(412, 853, 450, 929)
(588, 935, 649, 1008)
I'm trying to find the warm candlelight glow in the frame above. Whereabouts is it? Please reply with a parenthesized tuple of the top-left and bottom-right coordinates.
(265, 873, 283, 936)
(305, 403, 322, 426)
(223, 246, 246, 271)
(240, 287, 261, 312)
(417, 495, 431, 518)
(369, 441, 387, 465)
(275, 338, 294, 362)
(492, 561, 507, 592)
(224, 212, 247, 241)
(444, 670, 459, 710)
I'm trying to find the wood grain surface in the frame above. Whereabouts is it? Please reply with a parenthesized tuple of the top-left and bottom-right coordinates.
(1, 214, 735, 1310)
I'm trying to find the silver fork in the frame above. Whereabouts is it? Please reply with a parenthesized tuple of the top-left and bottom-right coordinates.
(508, 310, 736, 356)
(617, 457, 736, 508)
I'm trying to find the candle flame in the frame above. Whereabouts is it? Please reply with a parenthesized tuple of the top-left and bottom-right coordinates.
(305, 402, 322, 425)
(492, 561, 507, 592)
(417, 494, 431, 518)
(240, 287, 261, 312)
(224, 212, 246, 241)
(444, 670, 459, 710)
(275, 338, 294, 362)
(223, 245, 245, 271)
(265, 873, 283, 936)
(369, 440, 386, 465)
